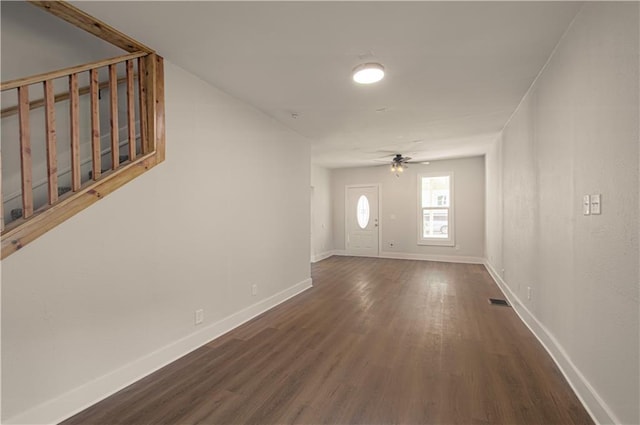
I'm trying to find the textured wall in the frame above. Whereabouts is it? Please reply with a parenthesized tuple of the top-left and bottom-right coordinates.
(486, 3, 639, 423)
(484, 136, 502, 273)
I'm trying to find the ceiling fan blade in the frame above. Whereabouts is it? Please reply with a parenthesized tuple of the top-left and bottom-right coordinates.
(372, 153, 427, 165)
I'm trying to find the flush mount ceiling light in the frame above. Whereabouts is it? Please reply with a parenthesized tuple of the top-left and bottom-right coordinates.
(352, 62, 385, 84)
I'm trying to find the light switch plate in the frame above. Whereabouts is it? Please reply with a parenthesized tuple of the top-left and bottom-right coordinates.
(583, 195, 591, 215)
(591, 194, 601, 215)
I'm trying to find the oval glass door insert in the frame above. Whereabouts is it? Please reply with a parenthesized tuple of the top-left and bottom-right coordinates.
(356, 195, 370, 229)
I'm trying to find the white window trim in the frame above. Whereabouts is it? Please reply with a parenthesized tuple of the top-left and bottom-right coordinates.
(417, 172, 455, 247)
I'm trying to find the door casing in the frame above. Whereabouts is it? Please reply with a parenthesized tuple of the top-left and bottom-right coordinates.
(344, 184, 381, 257)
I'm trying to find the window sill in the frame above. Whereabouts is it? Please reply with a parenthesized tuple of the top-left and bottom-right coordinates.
(417, 239, 455, 247)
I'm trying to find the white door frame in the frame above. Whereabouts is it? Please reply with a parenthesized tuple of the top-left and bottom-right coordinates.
(310, 185, 315, 261)
(344, 184, 382, 257)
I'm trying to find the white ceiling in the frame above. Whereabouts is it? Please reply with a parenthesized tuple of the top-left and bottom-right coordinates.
(73, 1, 581, 168)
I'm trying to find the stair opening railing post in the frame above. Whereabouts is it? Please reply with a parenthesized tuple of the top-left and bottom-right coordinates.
(143, 53, 157, 155)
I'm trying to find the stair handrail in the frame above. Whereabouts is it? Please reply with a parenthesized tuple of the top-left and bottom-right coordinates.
(0, 51, 147, 92)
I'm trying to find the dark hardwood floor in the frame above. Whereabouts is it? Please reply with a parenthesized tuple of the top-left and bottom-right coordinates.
(62, 257, 593, 425)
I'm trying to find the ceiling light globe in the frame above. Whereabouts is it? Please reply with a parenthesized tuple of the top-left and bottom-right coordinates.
(352, 63, 385, 84)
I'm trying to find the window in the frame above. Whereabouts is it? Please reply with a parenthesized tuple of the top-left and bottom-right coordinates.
(356, 195, 370, 229)
(418, 173, 454, 246)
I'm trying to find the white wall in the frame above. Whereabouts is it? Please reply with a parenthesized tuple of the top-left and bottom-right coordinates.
(1, 60, 311, 423)
(0, 1, 124, 81)
(484, 136, 502, 272)
(332, 156, 485, 262)
(310, 165, 333, 262)
(485, 3, 639, 424)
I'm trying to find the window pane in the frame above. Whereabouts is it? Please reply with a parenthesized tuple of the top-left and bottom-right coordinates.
(422, 208, 449, 238)
(421, 176, 450, 208)
(356, 195, 370, 229)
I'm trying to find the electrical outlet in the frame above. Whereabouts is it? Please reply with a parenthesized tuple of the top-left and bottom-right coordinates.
(251, 284, 258, 296)
(527, 287, 532, 300)
(195, 309, 204, 325)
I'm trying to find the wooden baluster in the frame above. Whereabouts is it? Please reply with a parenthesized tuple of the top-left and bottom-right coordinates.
(69, 73, 81, 191)
(143, 54, 157, 155)
(90, 68, 101, 180)
(154, 55, 165, 163)
(137, 57, 148, 154)
(18, 85, 33, 218)
(126, 59, 136, 161)
(109, 64, 119, 170)
(44, 79, 58, 204)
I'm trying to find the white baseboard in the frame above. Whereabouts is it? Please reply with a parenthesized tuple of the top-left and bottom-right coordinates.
(379, 251, 484, 264)
(331, 250, 383, 258)
(332, 249, 483, 264)
(483, 261, 617, 425)
(311, 250, 334, 263)
(6, 278, 313, 425)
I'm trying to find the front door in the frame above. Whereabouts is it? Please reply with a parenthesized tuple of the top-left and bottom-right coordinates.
(345, 185, 379, 256)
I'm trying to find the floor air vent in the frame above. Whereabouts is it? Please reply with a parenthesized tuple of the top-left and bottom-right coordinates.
(489, 298, 510, 307)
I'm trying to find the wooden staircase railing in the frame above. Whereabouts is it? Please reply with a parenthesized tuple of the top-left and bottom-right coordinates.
(1, 1, 165, 259)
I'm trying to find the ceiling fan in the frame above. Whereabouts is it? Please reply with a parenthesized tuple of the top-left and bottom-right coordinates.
(383, 154, 430, 177)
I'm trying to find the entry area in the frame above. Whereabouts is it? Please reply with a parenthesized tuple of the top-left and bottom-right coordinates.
(345, 185, 379, 257)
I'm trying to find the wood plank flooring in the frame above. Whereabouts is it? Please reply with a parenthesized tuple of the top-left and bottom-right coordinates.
(62, 257, 594, 425)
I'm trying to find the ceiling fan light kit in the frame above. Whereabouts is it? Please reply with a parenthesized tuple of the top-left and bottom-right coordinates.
(391, 164, 404, 177)
(390, 154, 410, 177)
(352, 62, 385, 84)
